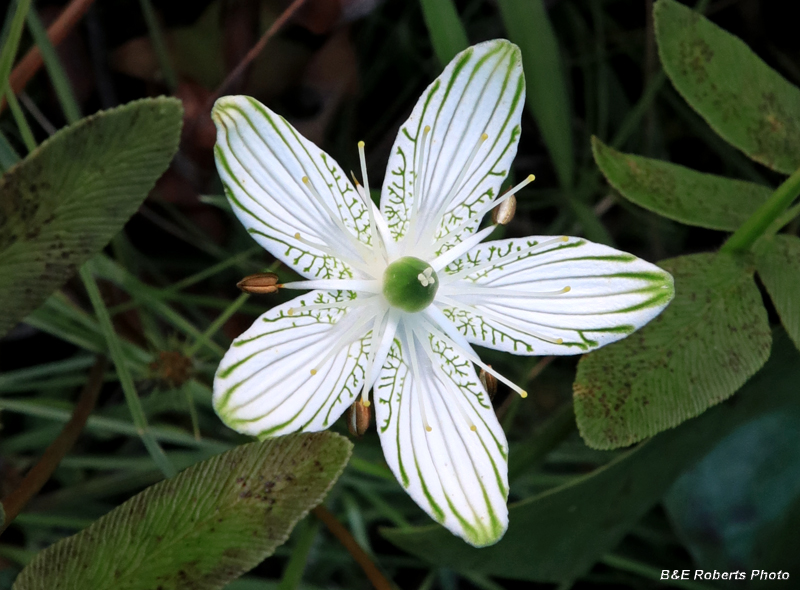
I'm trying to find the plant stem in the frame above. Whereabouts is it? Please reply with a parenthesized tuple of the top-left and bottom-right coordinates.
(721, 166, 800, 254)
(1, 357, 106, 535)
(2, 0, 96, 113)
(764, 200, 800, 237)
(312, 505, 396, 590)
(209, 0, 307, 104)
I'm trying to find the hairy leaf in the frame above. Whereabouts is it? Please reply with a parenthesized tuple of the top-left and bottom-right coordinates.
(574, 253, 771, 449)
(754, 234, 800, 352)
(382, 331, 799, 582)
(13, 432, 352, 590)
(0, 98, 182, 338)
(592, 137, 772, 231)
(656, 0, 800, 173)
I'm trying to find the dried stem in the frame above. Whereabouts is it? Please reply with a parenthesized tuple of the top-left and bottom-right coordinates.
(0, 0, 97, 114)
(208, 0, 307, 105)
(312, 505, 396, 590)
(1, 356, 106, 535)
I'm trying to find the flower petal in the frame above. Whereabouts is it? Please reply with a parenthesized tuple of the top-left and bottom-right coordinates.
(374, 322, 509, 547)
(379, 39, 525, 253)
(214, 290, 377, 437)
(213, 96, 373, 279)
(438, 237, 674, 355)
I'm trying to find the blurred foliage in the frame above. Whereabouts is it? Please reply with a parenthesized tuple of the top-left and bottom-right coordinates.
(1, 0, 800, 589)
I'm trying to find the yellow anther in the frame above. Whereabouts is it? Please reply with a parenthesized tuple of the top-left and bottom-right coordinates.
(425, 426, 432, 432)
(470, 425, 477, 432)
(294, 232, 301, 239)
(310, 369, 317, 375)
(555, 338, 564, 344)
(358, 140, 365, 148)
(302, 176, 310, 184)
(480, 133, 488, 141)
(564, 286, 571, 293)
(520, 390, 528, 399)
(561, 236, 569, 242)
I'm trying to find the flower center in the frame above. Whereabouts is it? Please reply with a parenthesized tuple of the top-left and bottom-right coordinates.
(382, 257, 439, 313)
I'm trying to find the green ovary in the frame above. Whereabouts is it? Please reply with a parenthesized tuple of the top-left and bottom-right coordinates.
(382, 257, 439, 313)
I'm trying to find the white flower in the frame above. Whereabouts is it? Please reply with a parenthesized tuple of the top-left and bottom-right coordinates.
(211, 39, 674, 547)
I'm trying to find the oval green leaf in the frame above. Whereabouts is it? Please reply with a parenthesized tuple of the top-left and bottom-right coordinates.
(12, 432, 352, 590)
(382, 332, 799, 582)
(655, 0, 800, 174)
(0, 97, 183, 339)
(574, 252, 771, 449)
(754, 234, 800, 352)
(592, 136, 772, 230)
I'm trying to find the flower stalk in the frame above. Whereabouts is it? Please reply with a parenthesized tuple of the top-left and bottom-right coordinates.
(721, 165, 800, 254)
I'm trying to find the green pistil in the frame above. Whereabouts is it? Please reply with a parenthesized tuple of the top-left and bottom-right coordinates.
(383, 257, 439, 313)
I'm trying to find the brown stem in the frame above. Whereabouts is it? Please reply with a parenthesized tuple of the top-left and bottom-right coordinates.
(0, 0, 97, 114)
(208, 0, 307, 105)
(312, 505, 395, 590)
(1, 357, 106, 534)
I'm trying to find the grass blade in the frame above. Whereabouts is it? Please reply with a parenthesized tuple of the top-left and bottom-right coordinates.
(419, 0, 468, 67)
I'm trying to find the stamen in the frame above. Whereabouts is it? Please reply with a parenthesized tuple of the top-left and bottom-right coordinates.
(442, 236, 570, 284)
(363, 310, 400, 399)
(237, 273, 281, 294)
(492, 194, 516, 225)
(301, 176, 373, 260)
(309, 309, 378, 375)
(420, 314, 527, 399)
(287, 296, 374, 317)
(281, 279, 382, 293)
(357, 141, 385, 259)
(431, 174, 536, 252)
(429, 223, 497, 272)
(421, 133, 489, 244)
(404, 323, 432, 432)
(359, 308, 389, 405)
(480, 368, 498, 400)
(437, 293, 563, 348)
(369, 199, 395, 259)
(406, 125, 431, 241)
(443, 285, 571, 299)
(416, 334, 479, 432)
(292, 232, 374, 276)
(481, 174, 535, 219)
